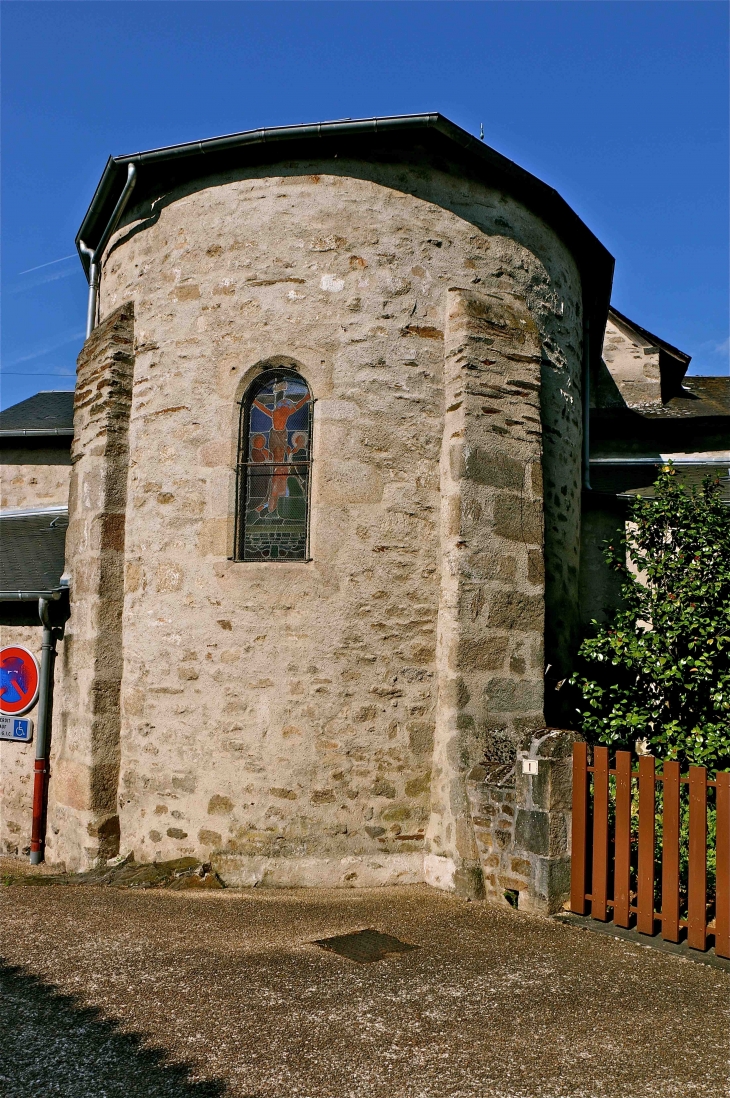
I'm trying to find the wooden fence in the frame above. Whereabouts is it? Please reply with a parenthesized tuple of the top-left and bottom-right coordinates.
(571, 743, 730, 958)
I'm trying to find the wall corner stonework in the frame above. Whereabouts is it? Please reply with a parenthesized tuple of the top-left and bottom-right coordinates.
(426, 287, 546, 897)
(47, 302, 135, 871)
(467, 727, 582, 914)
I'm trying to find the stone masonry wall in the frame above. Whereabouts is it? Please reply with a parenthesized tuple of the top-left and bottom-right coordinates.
(1, 446, 71, 512)
(48, 157, 583, 883)
(425, 288, 545, 896)
(467, 728, 579, 913)
(46, 304, 134, 868)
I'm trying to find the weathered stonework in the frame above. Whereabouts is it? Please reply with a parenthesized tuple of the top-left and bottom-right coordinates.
(467, 728, 579, 914)
(46, 304, 134, 866)
(35, 153, 585, 889)
(0, 449, 71, 512)
(426, 288, 545, 896)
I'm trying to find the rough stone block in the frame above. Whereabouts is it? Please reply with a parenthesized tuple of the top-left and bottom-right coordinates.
(514, 809, 549, 856)
(484, 677, 543, 712)
(548, 812, 569, 857)
(453, 863, 485, 900)
(487, 591, 543, 631)
(457, 634, 509, 671)
(531, 855, 572, 914)
(527, 549, 544, 586)
(532, 757, 573, 813)
(493, 494, 543, 545)
(464, 448, 525, 490)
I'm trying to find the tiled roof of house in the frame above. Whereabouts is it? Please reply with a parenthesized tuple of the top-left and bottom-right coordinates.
(633, 377, 730, 420)
(0, 391, 74, 437)
(0, 508, 68, 598)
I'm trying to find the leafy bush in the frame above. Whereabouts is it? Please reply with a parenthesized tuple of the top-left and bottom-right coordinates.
(572, 465, 730, 770)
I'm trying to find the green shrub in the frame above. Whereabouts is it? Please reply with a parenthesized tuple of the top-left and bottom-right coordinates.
(572, 465, 730, 770)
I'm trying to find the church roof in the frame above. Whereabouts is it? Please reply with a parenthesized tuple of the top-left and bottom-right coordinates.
(0, 391, 74, 438)
(75, 113, 614, 345)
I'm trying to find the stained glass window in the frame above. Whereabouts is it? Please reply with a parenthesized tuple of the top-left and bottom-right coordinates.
(235, 370, 312, 561)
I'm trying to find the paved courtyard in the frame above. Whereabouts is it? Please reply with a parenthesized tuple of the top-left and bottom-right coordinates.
(0, 877, 727, 1098)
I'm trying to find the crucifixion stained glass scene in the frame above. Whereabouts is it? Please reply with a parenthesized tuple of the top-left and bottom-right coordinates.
(239, 372, 312, 560)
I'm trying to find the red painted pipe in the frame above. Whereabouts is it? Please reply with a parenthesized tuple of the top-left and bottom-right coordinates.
(29, 597, 61, 865)
(30, 758, 48, 858)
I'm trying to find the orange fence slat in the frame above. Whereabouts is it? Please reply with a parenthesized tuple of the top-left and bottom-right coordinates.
(661, 760, 681, 943)
(570, 742, 589, 915)
(687, 766, 707, 951)
(613, 750, 632, 928)
(636, 755, 656, 936)
(714, 771, 730, 960)
(591, 746, 610, 921)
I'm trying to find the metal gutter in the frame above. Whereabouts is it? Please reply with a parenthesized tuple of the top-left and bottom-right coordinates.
(76, 115, 442, 275)
(79, 163, 137, 337)
(0, 589, 66, 601)
(590, 456, 730, 466)
(0, 428, 74, 439)
(0, 505, 68, 520)
(582, 315, 591, 491)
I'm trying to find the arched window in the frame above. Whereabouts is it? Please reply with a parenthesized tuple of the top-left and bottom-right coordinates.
(235, 369, 312, 561)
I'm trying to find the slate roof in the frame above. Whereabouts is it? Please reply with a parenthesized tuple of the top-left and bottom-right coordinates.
(664, 377, 730, 419)
(0, 391, 75, 437)
(0, 508, 68, 598)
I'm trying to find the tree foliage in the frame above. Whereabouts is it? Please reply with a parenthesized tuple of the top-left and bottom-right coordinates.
(572, 466, 730, 770)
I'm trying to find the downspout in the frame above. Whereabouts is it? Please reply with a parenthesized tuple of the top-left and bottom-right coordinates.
(582, 313, 591, 491)
(29, 597, 62, 865)
(79, 162, 137, 339)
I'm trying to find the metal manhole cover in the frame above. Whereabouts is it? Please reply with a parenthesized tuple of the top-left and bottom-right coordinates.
(314, 928, 418, 963)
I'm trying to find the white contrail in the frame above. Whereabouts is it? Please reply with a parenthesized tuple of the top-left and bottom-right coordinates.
(8, 266, 80, 294)
(1, 329, 85, 367)
(18, 254, 77, 275)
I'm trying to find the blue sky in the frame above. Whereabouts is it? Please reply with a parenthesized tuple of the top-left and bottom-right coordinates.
(1, 1, 728, 410)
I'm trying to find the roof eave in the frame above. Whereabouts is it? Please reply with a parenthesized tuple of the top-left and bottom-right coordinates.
(73, 113, 614, 318)
(609, 305, 691, 368)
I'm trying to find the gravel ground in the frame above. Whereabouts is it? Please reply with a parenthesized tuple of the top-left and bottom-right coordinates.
(0, 877, 727, 1098)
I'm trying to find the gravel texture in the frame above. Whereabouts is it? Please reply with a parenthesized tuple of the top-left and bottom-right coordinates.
(0, 877, 727, 1098)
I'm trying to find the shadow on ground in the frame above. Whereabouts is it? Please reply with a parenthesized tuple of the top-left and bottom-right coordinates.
(0, 960, 228, 1098)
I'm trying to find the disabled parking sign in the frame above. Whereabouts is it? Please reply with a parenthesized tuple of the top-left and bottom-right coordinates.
(0, 645, 40, 716)
(0, 715, 33, 743)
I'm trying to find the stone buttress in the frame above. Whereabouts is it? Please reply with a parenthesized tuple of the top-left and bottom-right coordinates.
(46, 304, 134, 869)
(425, 287, 546, 896)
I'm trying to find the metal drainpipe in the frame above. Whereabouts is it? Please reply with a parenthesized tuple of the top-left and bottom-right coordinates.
(29, 598, 62, 865)
(79, 162, 137, 339)
(582, 313, 592, 491)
